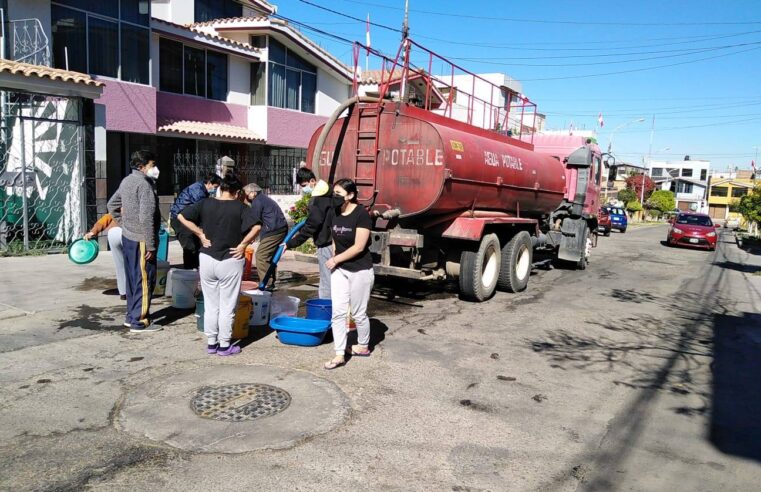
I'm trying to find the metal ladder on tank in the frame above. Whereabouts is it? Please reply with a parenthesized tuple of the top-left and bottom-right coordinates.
(351, 101, 383, 206)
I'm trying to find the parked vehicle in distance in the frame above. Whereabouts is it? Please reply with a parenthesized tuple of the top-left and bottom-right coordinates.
(666, 212, 718, 250)
(603, 206, 628, 233)
(598, 209, 611, 236)
(724, 217, 741, 230)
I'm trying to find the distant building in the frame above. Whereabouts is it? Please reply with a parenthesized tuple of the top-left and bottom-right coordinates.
(707, 171, 755, 224)
(648, 157, 710, 212)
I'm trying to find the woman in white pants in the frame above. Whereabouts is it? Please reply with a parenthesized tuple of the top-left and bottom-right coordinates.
(178, 176, 259, 356)
(85, 213, 125, 299)
(324, 178, 375, 370)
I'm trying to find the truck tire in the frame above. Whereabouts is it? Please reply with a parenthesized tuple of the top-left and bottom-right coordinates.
(460, 233, 501, 302)
(577, 227, 591, 270)
(498, 231, 532, 293)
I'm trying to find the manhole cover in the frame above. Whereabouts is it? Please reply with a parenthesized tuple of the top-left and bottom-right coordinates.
(190, 383, 291, 422)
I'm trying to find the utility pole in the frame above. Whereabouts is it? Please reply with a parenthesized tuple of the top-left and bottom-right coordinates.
(399, 0, 410, 103)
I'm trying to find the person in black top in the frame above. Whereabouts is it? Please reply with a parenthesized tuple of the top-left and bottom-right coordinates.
(178, 176, 259, 357)
(323, 178, 375, 370)
(243, 183, 289, 288)
(282, 168, 337, 298)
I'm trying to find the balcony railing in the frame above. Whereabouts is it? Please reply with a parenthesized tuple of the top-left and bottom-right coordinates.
(1, 10, 51, 67)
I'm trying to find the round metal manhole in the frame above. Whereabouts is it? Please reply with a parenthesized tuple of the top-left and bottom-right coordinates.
(190, 383, 291, 422)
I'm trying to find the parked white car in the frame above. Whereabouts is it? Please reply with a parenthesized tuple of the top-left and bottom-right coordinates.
(725, 217, 741, 230)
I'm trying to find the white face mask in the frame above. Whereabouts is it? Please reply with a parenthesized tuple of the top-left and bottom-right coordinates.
(302, 185, 313, 194)
(146, 167, 160, 179)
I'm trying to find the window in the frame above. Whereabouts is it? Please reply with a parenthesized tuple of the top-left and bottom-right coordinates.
(51, 2, 150, 83)
(651, 167, 664, 177)
(159, 38, 229, 101)
(206, 51, 229, 101)
(711, 187, 728, 197)
(184, 46, 206, 97)
(676, 214, 712, 227)
(700, 169, 707, 181)
(251, 63, 266, 105)
(195, 0, 242, 23)
(159, 38, 183, 93)
(250, 35, 267, 49)
(732, 187, 748, 198)
(676, 182, 693, 194)
(88, 17, 119, 78)
(267, 39, 317, 113)
(681, 168, 693, 178)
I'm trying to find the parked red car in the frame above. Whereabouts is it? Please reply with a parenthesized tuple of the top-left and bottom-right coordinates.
(666, 212, 719, 250)
(598, 209, 612, 236)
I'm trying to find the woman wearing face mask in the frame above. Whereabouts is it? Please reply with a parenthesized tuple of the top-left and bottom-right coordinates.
(323, 178, 375, 370)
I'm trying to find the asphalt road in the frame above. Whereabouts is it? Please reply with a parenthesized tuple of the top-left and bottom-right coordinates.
(1, 225, 760, 491)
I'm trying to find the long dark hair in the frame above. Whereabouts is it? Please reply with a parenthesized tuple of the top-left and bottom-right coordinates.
(334, 178, 359, 203)
(219, 175, 242, 194)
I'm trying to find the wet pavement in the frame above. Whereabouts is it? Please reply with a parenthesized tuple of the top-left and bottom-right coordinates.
(1, 228, 761, 491)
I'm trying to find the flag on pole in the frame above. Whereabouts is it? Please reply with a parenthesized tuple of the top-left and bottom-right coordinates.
(598, 112, 604, 128)
(366, 14, 371, 48)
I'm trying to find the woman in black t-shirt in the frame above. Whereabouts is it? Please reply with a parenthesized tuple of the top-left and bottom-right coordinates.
(178, 176, 259, 357)
(324, 178, 375, 370)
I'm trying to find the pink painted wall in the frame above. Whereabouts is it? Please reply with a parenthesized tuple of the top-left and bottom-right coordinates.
(157, 92, 248, 127)
(96, 80, 157, 134)
(267, 107, 328, 148)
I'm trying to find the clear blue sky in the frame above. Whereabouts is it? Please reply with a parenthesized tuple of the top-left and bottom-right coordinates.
(273, 0, 761, 170)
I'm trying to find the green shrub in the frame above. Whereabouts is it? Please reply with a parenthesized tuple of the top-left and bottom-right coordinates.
(626, 200, 643, 212)
(288, 193, 311, 223)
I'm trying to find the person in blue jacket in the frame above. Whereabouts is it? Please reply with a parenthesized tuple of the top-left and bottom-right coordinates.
(170, 173, 221, 269)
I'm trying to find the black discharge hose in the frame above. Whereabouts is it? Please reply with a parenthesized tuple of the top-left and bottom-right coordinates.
(310, 95, 381, 183)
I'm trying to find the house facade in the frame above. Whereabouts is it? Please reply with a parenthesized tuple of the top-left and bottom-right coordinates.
(707, 170, 755, 224)
(2, 0, 353, 224)
(648, 157, 710, 212)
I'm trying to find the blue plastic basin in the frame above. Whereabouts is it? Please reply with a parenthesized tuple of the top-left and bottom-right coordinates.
(305, 298, 332, 321)
(270, 316, 330, 347)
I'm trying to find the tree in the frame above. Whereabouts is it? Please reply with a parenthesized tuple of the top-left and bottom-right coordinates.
(738, 186, 761, 235)
(626, 200, 643, 213)
(646, 190, 676, 217)
(617, 188, 637, 205)
(625, 174, 656, 202)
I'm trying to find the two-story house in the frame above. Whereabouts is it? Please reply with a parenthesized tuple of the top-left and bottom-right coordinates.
(648, 157, 710, 212)
(5, 0, 353, 223)
(707, 169, 755, 225)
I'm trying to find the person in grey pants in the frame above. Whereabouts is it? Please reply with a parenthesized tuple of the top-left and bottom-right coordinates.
(178, 176, 259, 356)
(323, 179, 375, 370)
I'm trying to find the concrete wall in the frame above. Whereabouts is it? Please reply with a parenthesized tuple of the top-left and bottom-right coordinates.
(7, 0, 52, 53)
(248, 105, 267, 140)
(316, 68, 349, 116)
(96, 80, 157, 134)
(157, 91, 248, 126)
(267, 107, 327, 148)
(228, 56, 251, 106)
(161, 0, 194, 25)
(151, 0, 171, 22)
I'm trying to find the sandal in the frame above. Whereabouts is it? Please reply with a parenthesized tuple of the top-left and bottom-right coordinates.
(351, 345, 371, 357)
(324, 357, 346, 370)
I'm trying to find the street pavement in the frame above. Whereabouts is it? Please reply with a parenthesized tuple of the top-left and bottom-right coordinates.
(1, 226, 760, 491)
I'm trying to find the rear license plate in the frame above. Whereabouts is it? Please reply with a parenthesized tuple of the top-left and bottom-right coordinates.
(689, 238, 699, 244)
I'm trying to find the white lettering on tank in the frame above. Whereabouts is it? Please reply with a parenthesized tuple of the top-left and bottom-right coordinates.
(382, 147, 444, 166)
(484, 150, 523, 171)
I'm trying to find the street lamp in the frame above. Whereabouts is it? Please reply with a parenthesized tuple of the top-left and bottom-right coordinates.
(607, 117, 646, 154)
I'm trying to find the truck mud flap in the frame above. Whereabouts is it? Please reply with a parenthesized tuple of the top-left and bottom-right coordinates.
(557, 218, 586, 263)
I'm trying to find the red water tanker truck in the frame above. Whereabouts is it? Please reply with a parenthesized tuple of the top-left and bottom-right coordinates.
(307, 43, 608, 301)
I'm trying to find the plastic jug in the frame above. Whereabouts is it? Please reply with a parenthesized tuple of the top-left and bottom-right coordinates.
(242, 290, 272, 326)
(157, 227, 169, 262)
(154, 260, 171, 296)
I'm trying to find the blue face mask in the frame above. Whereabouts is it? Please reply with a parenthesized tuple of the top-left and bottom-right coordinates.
(302, 185, 313, 194)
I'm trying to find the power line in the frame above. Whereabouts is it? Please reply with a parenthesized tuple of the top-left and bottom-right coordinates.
(333, 0, 761, 26)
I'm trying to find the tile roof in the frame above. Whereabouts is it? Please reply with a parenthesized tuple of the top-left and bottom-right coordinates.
(0, 59, 103, 87)
(359, 67, 428, 85)
(190, 16, 270, 27)
(157, 120, 265, 143)
(152, 18, 259, 54)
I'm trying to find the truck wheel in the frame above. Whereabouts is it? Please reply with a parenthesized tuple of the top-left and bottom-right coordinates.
(498, 231, 532, 293)
(577, 228, 591, 270)
(460, 233, 501, 301)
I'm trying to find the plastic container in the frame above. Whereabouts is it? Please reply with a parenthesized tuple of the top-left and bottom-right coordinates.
(306, 298, 332, 321)
(68, 239, 99, 265)
(243, 245, 255, 280)
(196, 295, 253, 339)
(157, 227, 169, 262)
(154, 260, 171, 296)
(271, 294, 300, 318)
(270, 316, 331, 346)
(241, 289, 272, 326)
(171, 269, 199, 309)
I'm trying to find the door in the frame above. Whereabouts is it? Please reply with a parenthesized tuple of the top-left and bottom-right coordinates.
(708, 204, 727, 219)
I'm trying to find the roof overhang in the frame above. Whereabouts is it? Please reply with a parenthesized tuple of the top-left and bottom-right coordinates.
(158, 119, 265, 143)
(0, 62, 103, 99)
(151, 18, 261, 61)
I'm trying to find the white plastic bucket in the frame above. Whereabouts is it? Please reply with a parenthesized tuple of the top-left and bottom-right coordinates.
(242, 290, 272, 326)
(270, 293, 300, 318)
(154, 261, 171, 296)
(171, 269, 199, 309)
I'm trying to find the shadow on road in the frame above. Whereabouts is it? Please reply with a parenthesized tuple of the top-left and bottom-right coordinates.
(710, 311, 761, 462)
(711, 260, 761, 274)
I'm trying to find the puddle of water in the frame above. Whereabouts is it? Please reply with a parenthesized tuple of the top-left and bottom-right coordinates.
(75, 277, 118, 292)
